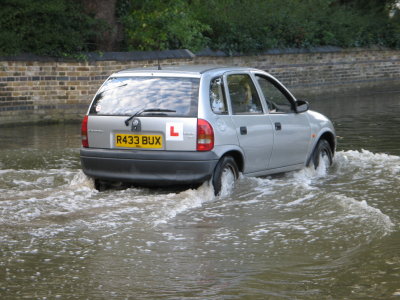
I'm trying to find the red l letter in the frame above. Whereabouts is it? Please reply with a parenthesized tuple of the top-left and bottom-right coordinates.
(170, 126, 179, 137)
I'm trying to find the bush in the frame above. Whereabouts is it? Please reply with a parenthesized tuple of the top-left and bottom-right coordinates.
(1, 0, 399, 57)
(122, 0, 209, 51)
(0, 0, 103, 57)
(191, 0, 400, 54)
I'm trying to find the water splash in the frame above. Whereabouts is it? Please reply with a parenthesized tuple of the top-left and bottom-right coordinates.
(0, 148, 398, 240)
(150, 181, 215, 226)
(335, 149, 400, 177)
(335, 194, 395, 235)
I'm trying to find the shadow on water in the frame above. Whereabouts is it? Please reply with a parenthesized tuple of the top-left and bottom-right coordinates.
(0, 88, 400, 299)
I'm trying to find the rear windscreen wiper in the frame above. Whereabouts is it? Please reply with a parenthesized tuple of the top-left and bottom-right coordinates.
(124, 109, 176, 126)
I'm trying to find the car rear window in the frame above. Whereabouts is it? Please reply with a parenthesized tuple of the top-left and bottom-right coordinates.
(89, 76, 199, 117)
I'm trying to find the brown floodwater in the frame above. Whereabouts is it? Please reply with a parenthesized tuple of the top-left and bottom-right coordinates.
(0, 88, 399, 299)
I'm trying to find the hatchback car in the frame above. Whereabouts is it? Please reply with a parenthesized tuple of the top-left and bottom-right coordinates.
(80, 66, 336, 194)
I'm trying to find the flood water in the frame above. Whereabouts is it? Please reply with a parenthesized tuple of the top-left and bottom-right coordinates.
(1, 88, 400, 299)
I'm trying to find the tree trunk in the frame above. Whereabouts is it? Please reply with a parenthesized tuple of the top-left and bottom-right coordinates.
(81, 0, 119, 51)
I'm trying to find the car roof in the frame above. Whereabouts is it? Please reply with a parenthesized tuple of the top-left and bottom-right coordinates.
(114, 65, 260, 77)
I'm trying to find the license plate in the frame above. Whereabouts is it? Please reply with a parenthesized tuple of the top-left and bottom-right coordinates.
(115, 134, 163, 149)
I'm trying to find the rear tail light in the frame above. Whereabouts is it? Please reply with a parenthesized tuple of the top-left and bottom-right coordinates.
(81, 115, 89, 148)
(197, 119, 214, 151)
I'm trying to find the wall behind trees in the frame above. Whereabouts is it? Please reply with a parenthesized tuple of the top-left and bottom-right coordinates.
(0, 48, 399, 126)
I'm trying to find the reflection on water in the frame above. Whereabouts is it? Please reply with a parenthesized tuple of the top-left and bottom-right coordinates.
(0, 89, 400, 299)
(310, 88, 400, 156)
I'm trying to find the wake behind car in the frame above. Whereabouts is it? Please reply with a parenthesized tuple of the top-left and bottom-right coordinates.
(80, 66, 336, 194)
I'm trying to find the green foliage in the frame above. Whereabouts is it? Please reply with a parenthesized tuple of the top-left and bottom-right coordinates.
(0, 0, 103, 57)
(122, 0, 210, 51)
(1, 0, 399, 57)
(191, 0, 400, 53)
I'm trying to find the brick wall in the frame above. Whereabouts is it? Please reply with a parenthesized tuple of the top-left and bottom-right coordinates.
(1, 48, 399, 125)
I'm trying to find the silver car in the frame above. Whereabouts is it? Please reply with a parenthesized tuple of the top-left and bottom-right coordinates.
(80, 66, 336, 194)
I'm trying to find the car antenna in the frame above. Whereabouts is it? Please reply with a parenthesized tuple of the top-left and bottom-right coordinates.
(157, 57, 162, 70)
(156, 43, 162, 70)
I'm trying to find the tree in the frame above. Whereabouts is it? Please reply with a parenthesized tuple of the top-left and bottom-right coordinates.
(0, 0, 102, 56)
(122, 0, 209, 51)
(80, 0, 120, 51)
(333, 0, 397, 11)
(1, 0, 399, 57)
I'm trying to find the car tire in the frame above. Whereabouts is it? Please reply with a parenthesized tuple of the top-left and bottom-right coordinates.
(212, 156, 239, 196)
(311, 139, 333, 169)
(94, 179, 109, 191)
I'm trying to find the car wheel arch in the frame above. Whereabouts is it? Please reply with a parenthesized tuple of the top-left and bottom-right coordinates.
(219, 150, 244, 173)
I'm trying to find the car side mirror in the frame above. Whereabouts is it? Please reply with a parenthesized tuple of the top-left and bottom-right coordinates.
(295, 100, 309, 113)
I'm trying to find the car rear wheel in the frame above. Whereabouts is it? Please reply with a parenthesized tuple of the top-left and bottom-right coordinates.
(212, 156, 239, 196)
(312, 139, 333, 169)
(94, 179, 110, 191)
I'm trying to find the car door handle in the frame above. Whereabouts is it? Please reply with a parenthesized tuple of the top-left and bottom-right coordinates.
(240, 126, 247, 135)
(275, 122, 282, 131)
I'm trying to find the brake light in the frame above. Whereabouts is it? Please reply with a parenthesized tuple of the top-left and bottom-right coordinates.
(197, 119, 214, 151)
(81, 115, 89, 148)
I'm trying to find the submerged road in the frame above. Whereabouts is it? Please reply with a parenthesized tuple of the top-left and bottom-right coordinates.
(1, 89, 400, 299)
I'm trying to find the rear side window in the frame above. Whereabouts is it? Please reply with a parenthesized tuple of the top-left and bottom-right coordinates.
(89, 76, 199, 117)
(210, 77, 228, 114)
(227, 74, 263, 115)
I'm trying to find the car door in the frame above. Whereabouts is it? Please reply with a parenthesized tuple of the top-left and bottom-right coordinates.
(225, 72, 274, 174)
(254, 74, 311, 170)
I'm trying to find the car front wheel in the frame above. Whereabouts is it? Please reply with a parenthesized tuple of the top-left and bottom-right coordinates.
(311, 139, 333, 169)
(212, 156, 239, 196)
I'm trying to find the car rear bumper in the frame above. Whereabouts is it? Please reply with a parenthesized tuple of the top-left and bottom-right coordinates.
(80, 148, 219, 185)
